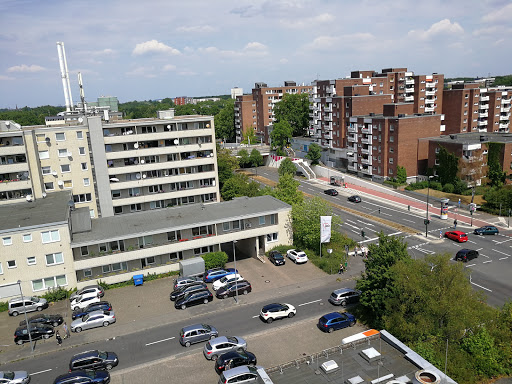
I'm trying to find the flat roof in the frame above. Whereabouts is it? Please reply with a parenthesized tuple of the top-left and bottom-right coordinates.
(428, 132, 512, 145)
(71, 195, 291, 246)
(0, 191, 71, 233)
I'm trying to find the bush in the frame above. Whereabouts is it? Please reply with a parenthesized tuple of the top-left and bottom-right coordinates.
(405, 181, 428, 190)
(442, 183, 455, 193)
(430, 181, 442, 190)
(267, 244, 295, 257)
(0, 301, 8, 313)
(42, 286, 72, 302)
(202, 252, 229, 270)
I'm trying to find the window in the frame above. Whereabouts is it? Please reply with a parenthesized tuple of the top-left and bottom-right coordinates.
(102, 265, 111, 274)
(73, 193, 92, 203)
(145, 257, 155, 265)
(41, 230, 60, 243)
(0, 262, 2, 275)
(232, 220, 240, 230)
(84, 269, 92, 278)
(389, 158, 394, 164)
(266, 233, 278, 242)
(194, 246, 213, 255)
(36, 134, 47, 142)
(83, 178, 90, 186)
(58, 149, 68, 157)
(270, 214, 276, 225)
(42, 166, 52, 175)
(3, 237, 12, 246)
(259, 216, 266, 225)
(112, 190, 121, 198)
(167, 230, 182, 242)
(138, 236, 153, 248)
(79, 147, 86, 155)
(27, 256, 36, 265)
(45, 182, 54, 190)
(61, 164, 70, 173)
(192, 226, 211, 236)
(114, 206, 123, 215)
(32, 275, 67, 291)
(389, 136, 394, 142)
(89, 210, 95, 218)
(80, 246, 89, 256)
(223, 222, 230, 231)
(131, 203, 142, 212)
(23, 234, 32, 242)
(64, 180, 73, 188)
(111, 262, 127, 272)
(39, 150, 50, 160)
(46, 252, 64, 266)
(55, 132, 65, 141)
(77, 131, 83, 139)
(81, 162, 88, 171)
(7, 260, 16, 268)
(389, 147, 394, 153)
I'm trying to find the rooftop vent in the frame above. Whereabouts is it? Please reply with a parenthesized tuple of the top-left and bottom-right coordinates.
(320, 360, 338, 374)
(413, 370, 441, 384)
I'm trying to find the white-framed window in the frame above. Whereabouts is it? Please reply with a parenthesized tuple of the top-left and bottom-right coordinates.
(41, 230, 60, 243)
(80, 246, 89, 256)
(194, 246, 213, 255)
(167, 230, 182, 242)
(27, 256, 36, 265)
(32, 275, 67, 291)
(45, 182, 54, 190)
(89, 209, 95, 218)
(259, 216, 266, 225)
(7, 260, 16, 268)
(39, 150, 50, 159)
(145, 257, 155, 265)
(55, 132, 65, 141)
(83, 178, 90, 186)
(73, 193, 92, 203)
(223, 222, 230, 231)
(23, 234, 32, 242)
(102, 265, 111, 274)
(42, 166, 52, 175)
(79, 147, 86, 155)
(46, 252, 64, 266)
(64, 180, 73, 188)
(389, 158, 394, 164)
(131, 203, 142, 212)
(0, 262, 3, 275)
(112, 190, 121, 198)
(232, 220, 240, 230)
(81, 162, 88, 171)
(36, 134, 47, 142)
(170, 252, 182, 262)
(270, 214, 276, 225)
(58, 149, 68, 157)
(2, 237, 12, 246)
(77, 131, 83, 139)
(84, 269, 92, 277)
(266, 233, 278, 242)
(60, 165, 70, 173)
(112, 262, 127, 272)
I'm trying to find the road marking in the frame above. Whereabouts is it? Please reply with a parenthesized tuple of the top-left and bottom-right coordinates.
(466, 263, 476, 267)
(470, 281, 493, 292)
(252, 315, 260, 318)
(357, 220, 374, 227)
(481, 254, 489, 258)
(467, 240, 477, 244)
(298, 299, 322, 306)
(499, 257, 509, 260)
(380, 212, 392, 217)
(145, 336, 175, 346)
(31, 369, 52, 375)
(495, 238, 512, 244)
(492, 249, 509, 256)
(402, 219, 415, 223)
(388, 231, 402, 236)
(475, 248, 483, 251)
(483, 260, 492, 264)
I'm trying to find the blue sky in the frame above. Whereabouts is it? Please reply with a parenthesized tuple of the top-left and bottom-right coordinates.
(1, 0, 511, 109)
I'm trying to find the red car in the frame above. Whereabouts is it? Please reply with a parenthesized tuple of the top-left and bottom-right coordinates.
(444, 231, 468, 243)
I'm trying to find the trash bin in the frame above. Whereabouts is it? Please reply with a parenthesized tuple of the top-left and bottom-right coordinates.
(133, 274, 143, 286)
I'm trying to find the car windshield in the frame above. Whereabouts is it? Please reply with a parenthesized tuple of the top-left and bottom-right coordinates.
(30, 296, 40, 302)
(227, 336, 238, 343)
(202, 324, 211, 331)
(2, 372, 15, 380)
(84, 371, 95, 379)
(99, 351, 107, 359)
(220, 276, 229, 283)
(82, 314, 90, 322)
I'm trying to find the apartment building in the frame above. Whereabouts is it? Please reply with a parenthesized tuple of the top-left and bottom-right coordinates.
(235, 81, 314, 143)
(443, 83, 512, 134)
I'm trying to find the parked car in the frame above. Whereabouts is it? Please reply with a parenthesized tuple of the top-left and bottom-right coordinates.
(71, 310, 116, 333)
(0, 371, 30, 384)
(444, 231, 468, 243)
(215, 351, 257, 374)
(203, 268, 238, 283)
(348, 195, 362, 203)
(328, 288, 361, 307)
(8, 296, 48, 317)
(212, 274, 244, 291)
(268, 250, 285, 266)
(173, 276, 203, 290)
(317, 312, 356, 333)
(324, 189, 338, 196)
(175, 289, 213, 310)
(170, 282, 208, 301)
(286, 249, 308, 264)
(474, 226, 499, 235)
(203, 336, 247, 361)
(260, 303, 296, 324)
(19, 313, 63, 327)
(216, 281, 252, 299)
(218, 365, 265, 384)
(179, 324, 218, 347)
(70, 293, 101, 311)
(455, 249, 479, 262)
(69, 285, 104, 302)
(14, 324, 54, 345)
(53, 370, 109, 384)
(72, 302, 112, 320)
(69, 350, 119, 371)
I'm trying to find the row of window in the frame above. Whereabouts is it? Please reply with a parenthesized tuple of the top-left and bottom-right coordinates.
(0, 253, 63, 273)
(38, 161, 88, 172)
(113, 193, 217, 214)
(45, 178, 91, 191)
(2, 230, 60, 246)
(36, 131, 84, 143)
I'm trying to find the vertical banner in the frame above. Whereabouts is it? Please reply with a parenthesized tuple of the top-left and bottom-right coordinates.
(320, 216, 332, 243)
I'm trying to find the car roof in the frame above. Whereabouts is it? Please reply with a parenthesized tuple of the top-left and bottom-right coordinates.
(16, 323, 52, 331)
(222, 365, 259, 378)
(210, 336, 229, 345)
(182, 323, 210, 332)
(322, 312, 348, 320)
(263, 303, 285, 310)
(451, 231, 466, 235)
(84, 310, 111, 317)
(333, 288, 359, 295)
(72, 350, 100, 359)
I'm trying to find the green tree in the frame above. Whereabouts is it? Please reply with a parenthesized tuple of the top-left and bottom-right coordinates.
(214, 99, 235, 142)
(396, 166, 407, 184)
(305, 143, 322, 165)
(217, 147, 239, 187)
(272, 173, 303, 206)
(221, 173, 262, 200)
(242, 128, 258, 145)
(270, 120, 293, 152)
(249, 149, 263, 167)
(355, 232, 410, 329)
(278, 158, 296, 177)
(487, 142, 506, 187)
(238, 149, 250, 168)
(273, 93, 310, 136)
(435, 146, 459, 185)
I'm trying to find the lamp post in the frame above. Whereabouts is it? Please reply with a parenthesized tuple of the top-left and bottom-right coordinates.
(425, 176, 433, 238)
(232, 240, 238, 304)
(18, 280, 34, 352)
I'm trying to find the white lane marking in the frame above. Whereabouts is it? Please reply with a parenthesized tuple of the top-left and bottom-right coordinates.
(470, 281, 493, 292)
(381, 212, 392, 217)
(467, 240, 477, 244)
(31, 369, 53, 376)
(492, 249, 509, 256)
(496, 238, 512, 244)
(345, 219, 359, 225)
(475, 248, 483, 251)
(252, 315, 260, 318)
(388, 232, 402, 236)
(298, 299, 322, 306)
(402, 219, 415, 223)
(466, 263, 476, 267)
(483, 260, 492, 264)
(357, 220, 374, 227)
(481, 254, 490, 258)
(499, 257, 509, 260)
(145, 336, 175, 346)
(341, 223, 360, 230)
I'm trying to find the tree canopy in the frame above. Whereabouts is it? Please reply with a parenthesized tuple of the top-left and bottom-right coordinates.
(278, 158, 297, 177)
(305, 143, 322, 165)
(435, 146, 459, 185)
(273, 93, 310, 137)
(216, 147, 239, 187)
(249, 149, 263, 167)
(487, 142, 506, 187)
(270, 120, 293, 152)
(214, 99, 235, 141)
(272, 173, 303, 206)
(220, 173, 262, 201)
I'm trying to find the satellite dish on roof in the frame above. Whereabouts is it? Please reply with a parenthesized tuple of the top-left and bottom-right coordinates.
(58, 180, 64, 186)
(174, 139, 179, 145)
(140, 159, 145, 164)
(42, 192, 47, 198)
(134, 143, 139, 149)
(136, 173, 141, 179)
(52, 171, 58, 176)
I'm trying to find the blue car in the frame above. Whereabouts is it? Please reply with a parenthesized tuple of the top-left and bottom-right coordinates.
(71, 301, 112, 320)
(203, 268, 238, 283)
(317, 312, 356, 333)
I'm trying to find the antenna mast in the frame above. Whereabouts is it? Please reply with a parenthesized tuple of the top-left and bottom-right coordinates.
(56, 42, 74, 112)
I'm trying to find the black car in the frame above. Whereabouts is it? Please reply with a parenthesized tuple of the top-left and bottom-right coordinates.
(214, 351, 257, 374)
(474, 226, 499, 235)
(324, 189, 339, 196)
(455, 249, 479, 262)
(53, 370, 110, 384)
(19, 313, 64, 327)
(72, 301, 112, 320)
(348, 195, 362, 203)
(14, 324, 55, 345)
(268, 251, 285, 266)
(216, 281, 252, 299)
(175, 289, 213, 310)
(170, 282, 208, 301)
(69, 350, 119, 371)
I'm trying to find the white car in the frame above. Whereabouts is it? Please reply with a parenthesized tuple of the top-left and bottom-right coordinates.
(286, 249, 308, 264)
(212, 274, 244, 291)
(0, 371, 30, 384)
(260, 303, 296, 324)
(70, 292, 101, 311)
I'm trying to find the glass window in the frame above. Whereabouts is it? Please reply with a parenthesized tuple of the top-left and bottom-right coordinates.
(223, 222, 230, 231)
(112, 262, 127, 271)
(102, 265, 111, 274)
(112, 190, 121, 198)
(80, 246, 89, 256)
(27, 256, 36, 265)
(41, 230, 60, 243)
(46, 252, 64, 265)
(55, 132, 65, 141)
(64, 180, 73, 188)
(39, 150, 50, 160)
(81, 162, 88, 170)
(44, 277, 56, 288)
(89, 209, 95, 218)
(259, 216, 266, 225)
(79, 147, 86, 155)
(83, 178, 90, 186)
(23, 234, 32, 242)
(42, 166, 51, 175)
(270, 214, 276, 225)
(7, 260, 16, 268)
(61, 164, 70, 173)
(84, 269, 92, 277)
(56, 275, 67, 286)
(232, 220, 240, 230)
(45, 182, 54, 190)
(77, 131, 83, 139)
(32, 279, 43, 291)
(0, 262, 2, 274)
(58, 149, 68, 157)
(266, 233, 278, 242)
(2, 237, 12, 246)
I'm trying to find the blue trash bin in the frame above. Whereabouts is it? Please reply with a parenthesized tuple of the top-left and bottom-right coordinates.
(133, 274, 143, 286)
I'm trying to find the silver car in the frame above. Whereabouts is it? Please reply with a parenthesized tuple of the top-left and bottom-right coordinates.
(203, 336, 247, 361)
(0, 371, 30, 384)
(71, 310, 116, 333)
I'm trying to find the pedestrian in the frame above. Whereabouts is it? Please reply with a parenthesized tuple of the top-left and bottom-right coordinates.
(454, 219, 457, 229)
(338, 263, 344, 274)
(56, 330, 62, 346)
(63, 322, 70, 339)
(440, 230, 443, 239)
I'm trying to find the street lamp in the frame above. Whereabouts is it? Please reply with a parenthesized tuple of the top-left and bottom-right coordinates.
(18, 280, 34, 352)
(232, 240, 238, 304)
(425, 176, 434, 238)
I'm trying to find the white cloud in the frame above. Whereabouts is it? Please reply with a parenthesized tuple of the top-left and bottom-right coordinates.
(196, 42, 269, 59)
(482, 3, 512, 23)
(304, 33, 374, 51)
(280, 13, 334, 29)
(7, 64, 45, 73)
(125, 66, 157, 78)
(162, 64, 176, 71)
(473, 25, 511, 36)
(244, 42, 267, 50)
(0, 75, 15, 81)
(94, 48, 115, 56)
(176, 25, 215, 33)
(408, 19, 464, 41)
(132, 40, 181, 56)
(280, 58, 288, 64)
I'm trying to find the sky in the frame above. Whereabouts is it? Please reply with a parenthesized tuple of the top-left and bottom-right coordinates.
(1, 0, 511, 109)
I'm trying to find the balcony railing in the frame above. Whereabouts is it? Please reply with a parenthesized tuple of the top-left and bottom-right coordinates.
(347, 126, 357, 133)
(480, 96, 490, 102)
(347, 164, 358, 172)
(361, 137, 372, 145)
(347, 134, 358, 142)
(405, 96, 414, 102)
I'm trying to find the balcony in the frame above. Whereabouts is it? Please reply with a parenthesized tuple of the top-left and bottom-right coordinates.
(425, 98, 435, 104)
(426, 82, 435, 88)
(324, 132, 333, 140)
(478, 120, 488, 126)
(425, 106, 435, 113)
(360, 166, 372, 175)
(502, 98, 510, 104)
(347, 126, 357, 133)
(361, 126, 371, 134)
(347, 134, 358, 143)
(0, 179, 31, 193)
(480, 96, 490, 102)
(361, 136, 372, 145)
(500, 122, 510, 129)
(502, 106, 511, 113)
(405, 87, 414, 93)
(479, 111, 488, 118)
(324, 105, 332, 112)
(360, 147, 372, 155)
(347, 164, 358, 172)
(479, 103, 489, 110)
(323, 113, 332, 122)
(361, 157, 372, 165)
(405, 78, 414, 85)
(404, 95, 414, 102)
